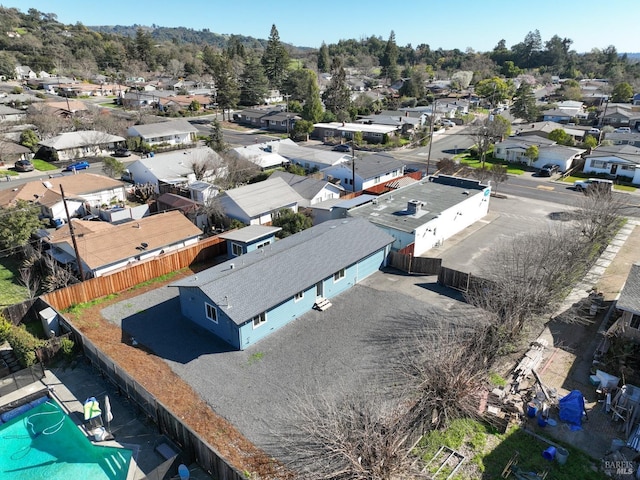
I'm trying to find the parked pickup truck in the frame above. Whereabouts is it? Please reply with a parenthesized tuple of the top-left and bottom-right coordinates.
(573, 178, 613, 193)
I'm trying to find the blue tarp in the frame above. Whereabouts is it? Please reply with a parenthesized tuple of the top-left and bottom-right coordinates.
(559, 390, 585, 430)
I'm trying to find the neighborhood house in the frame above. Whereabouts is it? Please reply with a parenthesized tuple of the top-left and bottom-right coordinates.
(171, 218, 394, 349)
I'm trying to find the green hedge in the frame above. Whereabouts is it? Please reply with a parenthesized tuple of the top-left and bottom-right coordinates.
(6, 324, 44, 367)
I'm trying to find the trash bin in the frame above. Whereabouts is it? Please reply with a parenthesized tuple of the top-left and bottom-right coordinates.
(556, 447, 569, 465)
(542, 446, 556, 461)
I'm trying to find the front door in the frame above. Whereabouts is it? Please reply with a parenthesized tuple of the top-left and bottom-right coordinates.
(316, 281, 324, 299)
(611, 164, 618, 175)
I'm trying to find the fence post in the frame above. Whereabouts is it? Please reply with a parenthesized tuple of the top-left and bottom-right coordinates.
(408, 253, 412, 273)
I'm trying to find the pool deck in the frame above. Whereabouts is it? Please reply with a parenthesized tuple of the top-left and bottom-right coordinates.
(0, 360, 213, 480)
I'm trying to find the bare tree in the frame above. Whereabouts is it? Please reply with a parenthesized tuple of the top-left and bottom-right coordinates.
(42, 255, 78, 292)
(470, 116, 509, 168)
(27, 103, 72, 139)
(130, 183, 156, 203)
(465, 228, 590, 342)
(189, 150, 223, 181)
(19, 267, 40, 299)
(399, 321, 491, 430)
(216, 152, 260, 189)
(574, 188, 624, 242)
(279, 393, 421, 480)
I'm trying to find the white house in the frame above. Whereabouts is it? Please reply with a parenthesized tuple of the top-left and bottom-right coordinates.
(274, 138, 349, 171)
(348, 175, 491, 256)
(270, 170, 344, 207)
(37, 130, 125, 161)
(583, 145, 640, 184)
(122, 146, 222, 192)
(47, 211, 202, 278)
(228, 141, 290, 170)
(127, 119, 198, 147)
(321, 152, 405, 192)
(218, 176, 305, 225)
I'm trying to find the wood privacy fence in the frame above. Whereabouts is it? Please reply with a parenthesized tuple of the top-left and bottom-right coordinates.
(55, 310, 246, 480)
(437, 266, 492, 294)
(42, 235, 227, 311)
(388, 251, 442, 275)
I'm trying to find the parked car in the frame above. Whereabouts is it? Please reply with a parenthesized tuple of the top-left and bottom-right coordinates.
(441, 119, 456, 127)
(587, 128, 600, 135)
(63, 160, 90, 171)
(113, 148, 132, 157)
(573, 178, 613, 194)
(332, 144, 352, 153)
(14, 159, 34, 172)
(614, 127, 631, 133)
(539, 164, 559, 176)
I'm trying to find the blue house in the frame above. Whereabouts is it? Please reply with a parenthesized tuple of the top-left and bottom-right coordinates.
(218, 225, 281, 258)
(171, 218, 394, 350)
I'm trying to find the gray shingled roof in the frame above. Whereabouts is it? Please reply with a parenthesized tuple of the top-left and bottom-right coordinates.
(129, 119, 198, 137)
(270, 171, 342, 200)
(221, 176, 304, 217)
(171, 217, 394, 325)
(338, 153, 404, 180)
(617, 264, 640, 315)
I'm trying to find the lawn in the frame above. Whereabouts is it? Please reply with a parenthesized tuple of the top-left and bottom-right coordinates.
(415, 419, 606, 480)
(32, 159, 58, 171)
(458, 155, 526, 175)
(0, 169, 19, 178)
(0, 255, 28, 307)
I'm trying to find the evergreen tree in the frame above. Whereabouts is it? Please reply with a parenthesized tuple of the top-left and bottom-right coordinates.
(511, 82, 538, 122)
(380, 31, 399, 83)
(212, 55, 239, 121)
(317, 42, 330, 73)
(261, 24, 289, 89)
(206, 119, 228, 152)
(301, 70, 323, 123)
(239, 55, 269, 106)
(322, 57, 352, 122)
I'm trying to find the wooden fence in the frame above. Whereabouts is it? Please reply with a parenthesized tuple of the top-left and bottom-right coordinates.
(388, 251, 442, 275)
(56, 310, 246, 480)
(42, 235, 227, 311)
(437, 266, 493, 294)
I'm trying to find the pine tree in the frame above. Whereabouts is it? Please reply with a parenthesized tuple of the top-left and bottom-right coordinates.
(239, 55, 269, 106)
(261, 24, 289, 89)
(301, 70, 323, 123)
(317, 42, 330, 73)
(211, 55, 239, 121)
(381, 31, 399, 83)
(511, 82, 538, 122)
(206, 119, 228, 152)
(322, 58, 351, 122)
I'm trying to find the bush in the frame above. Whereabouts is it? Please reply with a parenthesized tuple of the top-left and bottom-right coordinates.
(59, 337, 75, 358)
(6, 324, 44, 367)
(0, 317, 12, 342)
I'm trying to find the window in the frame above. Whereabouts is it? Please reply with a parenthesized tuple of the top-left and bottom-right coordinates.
(231, 242, 243, 256)
(591, 160, 608, 169)
(334, 268, 345, 282)
(205, 303, 218, 323)
(294, 291, 304, 302)
(256, 240, 269, 249)
(252, 312, 267, 328)
(630, 314, 640, 329)
(374, 176, 381, 183)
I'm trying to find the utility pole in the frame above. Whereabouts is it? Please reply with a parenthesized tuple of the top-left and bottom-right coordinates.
(283, 93, 291, 136)
(351, 139, 356, 193)
(60, 185, 85, 281)
(426, 98, 437, 177)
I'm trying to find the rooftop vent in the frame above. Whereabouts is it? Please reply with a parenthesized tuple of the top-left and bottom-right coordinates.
(407, 200, 422, 215)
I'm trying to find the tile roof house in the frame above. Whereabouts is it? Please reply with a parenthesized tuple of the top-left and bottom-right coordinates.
(321, 152, 405, 192)
(37, 130, 125, 161)
(270, 170, 344, 207)
(0, 173, 126, 225)
(218, 176, 305, 225)
(47, 210, 202, 278)
(171, 217, 394, 349)
(583, 145, 640, 184)
(348, 175, 491, 256)
(127, 119, 198, 147)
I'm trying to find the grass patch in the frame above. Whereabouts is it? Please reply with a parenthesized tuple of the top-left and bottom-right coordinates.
(0, 169, 19, 177)
(32, 159, 58, 171)
(64, 294, 119, 315)
(613, 184, 636, 192)
(0, 256, 28, 307)
(416, 420, 607, 480)
(458, 155, 525, 175)
(489, 371, 508, 387)
(131, 270, 183, 290)
(247, 352, 264, 365)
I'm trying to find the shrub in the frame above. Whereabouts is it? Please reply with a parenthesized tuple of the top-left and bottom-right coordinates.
(59, 337, 75, 358)
(6, 324, 45, 367)
(0, 317, 12, 342)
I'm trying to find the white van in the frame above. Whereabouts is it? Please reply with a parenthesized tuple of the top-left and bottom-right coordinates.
(573, 178, 613, 193)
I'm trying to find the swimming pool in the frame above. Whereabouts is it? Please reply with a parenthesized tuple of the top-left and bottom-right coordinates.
(0, 398, 132, 480)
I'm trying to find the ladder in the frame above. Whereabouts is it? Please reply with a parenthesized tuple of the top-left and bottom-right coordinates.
(423, 445, 465, 479)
